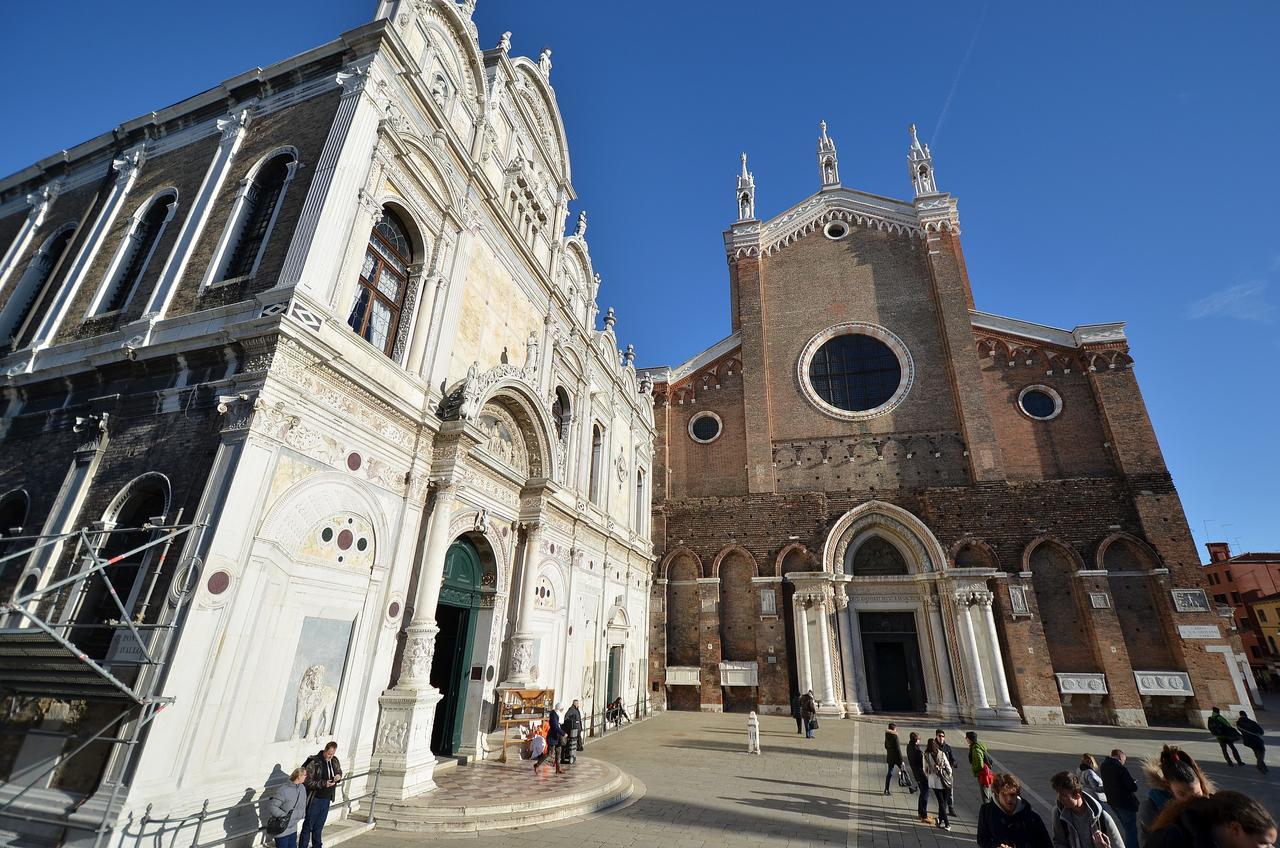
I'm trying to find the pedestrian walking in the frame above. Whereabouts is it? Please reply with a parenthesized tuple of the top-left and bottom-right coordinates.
(1236, 711, 1267, 774)
(790, 693, 804, 735)
(1138, 746, 1215, 848)
(967, 730, 996, 806)
(934, 729, 958, 817)
(978, 772, 1054, 848)
(1146, 790, 1275, 848)
(1080, 754, 1108, 804)
(300, 742, 342, 848)
(1050, 771, 1126, 848)
(884, 723, 913, 794)
(1102, 749, 1141, 848)
(801, 690, 817, 739)
(925, 738, 954, 831)
(908, 732, 930, 823)
(263, 767, 308, 848)
(563, 698, 583, 760)
(533, 704, 566, 774)
(1208, 707, 1246, 767)
(746, 710, 761, 755)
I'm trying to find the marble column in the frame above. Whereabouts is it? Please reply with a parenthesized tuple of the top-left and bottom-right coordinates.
(502, 522, 543, 687)
(835, 598, 869, 713)
(794, 594, 813, 695)
(815, 597, 838, 709)
(956, 593, 990, 712)
(373, 480, 459, 799)
(926, 596, 960, 719)
(978, 593, 1015, 712)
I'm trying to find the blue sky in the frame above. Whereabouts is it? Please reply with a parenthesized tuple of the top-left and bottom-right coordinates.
(2, 2, 1276, 556)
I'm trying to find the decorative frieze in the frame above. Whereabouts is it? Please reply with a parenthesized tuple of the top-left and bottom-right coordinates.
(666, 666, 700, 686)
(1171, 589, 1211, 613)
(719, 661, 759, 687)
(1134, 671, 1194, 697)
(1056, 673, 1108, 695)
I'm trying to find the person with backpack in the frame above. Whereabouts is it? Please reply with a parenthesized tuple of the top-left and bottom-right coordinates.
(968, 730, 996, 805)
(925, 738, 954, 831)
(263, 767, 308, 848)
(1208, 707, 1246, 767)
(935, 729, 958, 818)
(1235, 711, 1267, 774)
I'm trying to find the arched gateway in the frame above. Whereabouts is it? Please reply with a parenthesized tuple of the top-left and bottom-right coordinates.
(784, 501, 1019, 724)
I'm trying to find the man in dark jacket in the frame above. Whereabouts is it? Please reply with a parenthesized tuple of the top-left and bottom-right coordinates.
(907, 733, 929, 822)
(1236, 711, 1267, 774)
(300, 742, 342, 848)
(979, 773, 1053, 848)
(563, 699, 584, 756)
(1102, 749, 1140, 848)
(800, 690, 817, 739)
(934, 729, 957, 817)
(884, 723, 911, 795)
(790, 693, 804, 734)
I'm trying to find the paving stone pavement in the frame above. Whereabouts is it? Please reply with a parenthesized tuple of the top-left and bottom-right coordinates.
(348, 710, 1280, 848)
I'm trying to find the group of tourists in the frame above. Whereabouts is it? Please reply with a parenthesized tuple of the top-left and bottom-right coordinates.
(870, 709, 1275, 848)
(883, 723, 993, 831)
(526, 699, 585, 775)
(263, 741, 343, 848)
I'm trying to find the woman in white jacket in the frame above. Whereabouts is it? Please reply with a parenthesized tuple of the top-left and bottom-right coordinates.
(1080, 754, 1108, 804)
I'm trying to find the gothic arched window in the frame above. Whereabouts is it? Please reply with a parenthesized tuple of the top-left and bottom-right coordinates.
(0, 225, 75, 346)
(347, 209, 413, 357)
(216, 152, 295, 282)
(588, 423, 604, 505)
(552, 387, 571, 441)
(849, 536, 909, 577)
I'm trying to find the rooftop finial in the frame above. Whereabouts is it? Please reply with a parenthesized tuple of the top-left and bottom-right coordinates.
(817, 120, 839, 188)
(907, 122, 937, 196)
(497, 31, 512, 52)
(736, 152, 756, 222)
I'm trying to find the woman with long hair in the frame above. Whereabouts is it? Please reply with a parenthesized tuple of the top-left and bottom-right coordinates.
(1138, 746, 1215, 847)
(925, 738, 954, 831)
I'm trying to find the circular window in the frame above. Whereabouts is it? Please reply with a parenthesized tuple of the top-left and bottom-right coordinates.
(798, 323, 913, 420)
(1018, 385, 1062, 421)
(824, 221, 849, 240)
(688, 412, 722, 443)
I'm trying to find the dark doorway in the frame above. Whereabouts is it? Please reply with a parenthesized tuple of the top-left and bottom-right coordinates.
(606, 645, 623, 705)
(859, 611, 927, 713)
(430, 539, 485, 756)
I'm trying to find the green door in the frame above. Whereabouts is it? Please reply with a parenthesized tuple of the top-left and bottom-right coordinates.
(429, 538, 487, 755)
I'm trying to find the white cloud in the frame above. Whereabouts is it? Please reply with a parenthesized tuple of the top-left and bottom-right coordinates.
(1187, 281, 1274, 323)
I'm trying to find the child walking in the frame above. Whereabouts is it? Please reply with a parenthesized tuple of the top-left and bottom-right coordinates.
(747, 711, 761, 754)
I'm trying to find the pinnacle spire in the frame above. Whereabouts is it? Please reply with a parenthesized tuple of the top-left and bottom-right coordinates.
(736, 152, 756, 222)
(907, 122, 937, 197)
(817, 119, 839, 188)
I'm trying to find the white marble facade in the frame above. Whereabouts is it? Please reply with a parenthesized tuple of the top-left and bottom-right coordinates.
(0, 1, 655, 841)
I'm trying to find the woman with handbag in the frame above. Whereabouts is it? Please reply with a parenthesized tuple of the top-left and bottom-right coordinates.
(801, 690, 817, 739)
(264, 767, 308, 848)
(926, 738, 954, 831)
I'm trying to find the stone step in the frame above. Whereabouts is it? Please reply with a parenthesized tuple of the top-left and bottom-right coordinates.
(368, 766, 634, 833)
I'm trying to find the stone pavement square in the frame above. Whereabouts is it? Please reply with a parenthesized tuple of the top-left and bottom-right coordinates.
(348, 710, 1280, 848)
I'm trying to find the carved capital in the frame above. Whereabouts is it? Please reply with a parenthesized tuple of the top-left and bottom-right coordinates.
(73, 412, 109, 454)
(397, 623, 439, 685)
(111, 147, 146, 184)
(357, 188, 385, 223)
(217, 107, 252, 143)
(336, 64, 371, 97)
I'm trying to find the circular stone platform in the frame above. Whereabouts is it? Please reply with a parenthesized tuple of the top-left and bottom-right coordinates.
(369, 757, 638, 833)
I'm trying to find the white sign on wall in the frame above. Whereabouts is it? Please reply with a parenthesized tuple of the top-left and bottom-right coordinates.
(1178, 624, 1221, 640)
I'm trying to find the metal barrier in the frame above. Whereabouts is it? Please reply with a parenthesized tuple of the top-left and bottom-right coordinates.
(118, 763, 382, 848)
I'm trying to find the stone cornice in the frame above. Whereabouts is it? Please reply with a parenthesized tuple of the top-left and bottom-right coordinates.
(724, 187, 928, 259)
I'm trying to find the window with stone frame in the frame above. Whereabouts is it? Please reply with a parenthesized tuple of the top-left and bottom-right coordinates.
(217, 152, 295, 282)
(348, 209, 413, 357)
(0, 225, 75, 347)
(94, 190, 177, 315)
(588, 422, 604, 505)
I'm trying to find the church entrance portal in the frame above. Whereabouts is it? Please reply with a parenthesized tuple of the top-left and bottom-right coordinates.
(430, 538, 485, 756)
(859, 611, 927, 713)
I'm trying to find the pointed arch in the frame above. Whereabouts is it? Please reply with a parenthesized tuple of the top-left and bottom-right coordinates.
(1095, 532, 1161, 572)
(822, 499, 947, 574)
(509, 58, 572, 184)
(949, 536, 1002, 571)
(773, 542, 814, 578)
(659, 546, 703, 580)
(1022, 535, 1087, 573)
(710, 544, 757, 578)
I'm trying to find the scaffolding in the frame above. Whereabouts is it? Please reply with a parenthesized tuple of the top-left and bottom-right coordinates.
(0, 520, 204, 848)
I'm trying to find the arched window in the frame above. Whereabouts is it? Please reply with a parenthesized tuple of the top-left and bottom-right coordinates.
(347, 210, 413, 357)
(0, 491, 29, 604)
(0, 225, 75, 346)
(588, 423, 604, 505)
(94, 190, 177, 315)
(552, 387, 571, 441)
(216, 153, 295, 282)
(849, 536, 909, 576)
(634, 468, 646, 533)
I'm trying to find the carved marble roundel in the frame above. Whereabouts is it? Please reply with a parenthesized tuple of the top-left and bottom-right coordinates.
(299, 513, 375, 569)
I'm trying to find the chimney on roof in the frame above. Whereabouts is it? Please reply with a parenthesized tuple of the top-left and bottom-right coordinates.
(1207, 541, 1232, 563)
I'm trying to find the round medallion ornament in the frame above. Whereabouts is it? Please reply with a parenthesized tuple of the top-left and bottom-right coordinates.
(206, 570, 231, 595)
(797, 323, 914, 421)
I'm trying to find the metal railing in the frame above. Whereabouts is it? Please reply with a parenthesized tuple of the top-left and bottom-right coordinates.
(118, 763, 382, 848)
(590, 693, 650, 738)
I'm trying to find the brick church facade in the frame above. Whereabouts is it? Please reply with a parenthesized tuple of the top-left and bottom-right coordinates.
(643, 124, 1249, 727)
